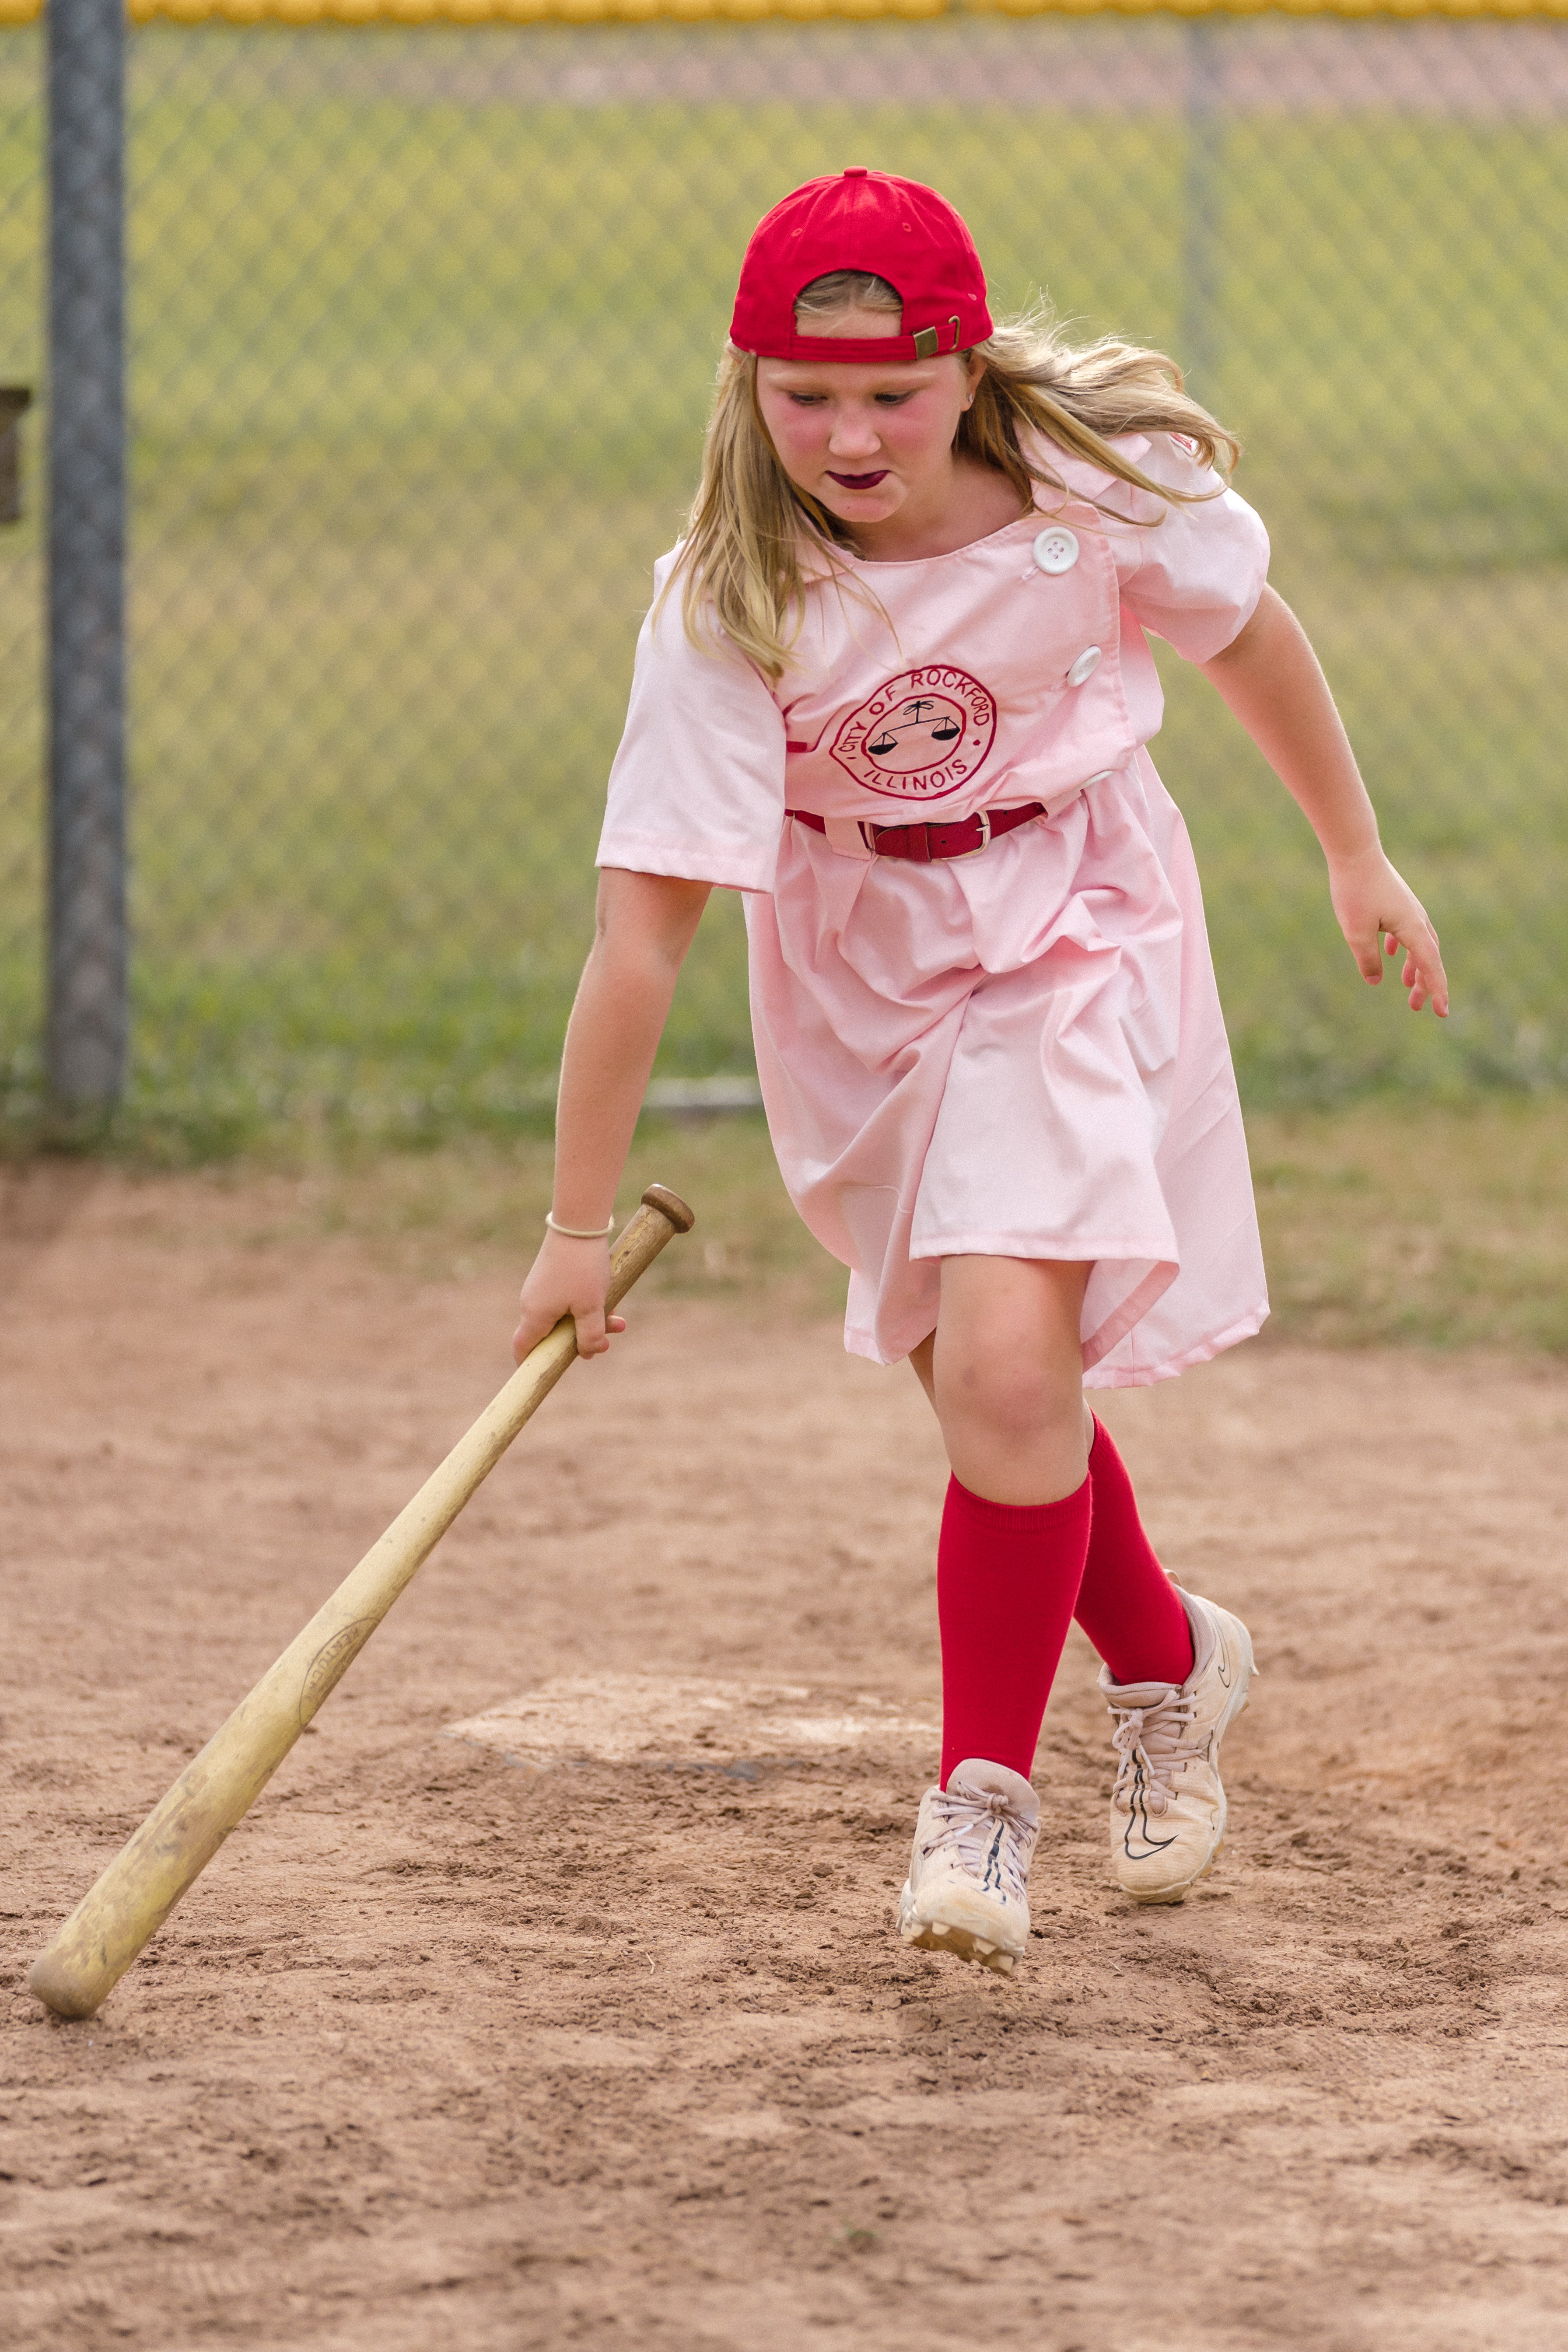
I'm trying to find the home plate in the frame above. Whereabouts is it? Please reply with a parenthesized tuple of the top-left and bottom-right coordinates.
(444, 1673, 938, 1769)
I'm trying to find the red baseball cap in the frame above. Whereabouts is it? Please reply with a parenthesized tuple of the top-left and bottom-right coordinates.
(729, 168, 993, 365)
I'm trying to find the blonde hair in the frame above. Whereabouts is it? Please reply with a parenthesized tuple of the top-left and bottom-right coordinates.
(668, 270, 1241, 681)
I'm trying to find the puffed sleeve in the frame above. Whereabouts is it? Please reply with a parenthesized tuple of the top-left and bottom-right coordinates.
(596, 550, 788, 893)
(1111, 434, 1270, 663)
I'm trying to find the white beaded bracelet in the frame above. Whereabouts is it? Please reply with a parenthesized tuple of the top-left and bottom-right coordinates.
(545, 1210, 615, 1240)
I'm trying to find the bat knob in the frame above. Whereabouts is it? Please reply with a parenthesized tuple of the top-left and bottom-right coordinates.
(640, 1183, 696, 1234)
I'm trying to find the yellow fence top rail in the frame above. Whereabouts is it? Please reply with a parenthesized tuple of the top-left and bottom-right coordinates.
(3, 0, 1568, 23)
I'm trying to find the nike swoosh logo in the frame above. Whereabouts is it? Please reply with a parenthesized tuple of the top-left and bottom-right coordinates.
(981, 1824, 1017, 1898)
(1121, 1758, 1176, 1860)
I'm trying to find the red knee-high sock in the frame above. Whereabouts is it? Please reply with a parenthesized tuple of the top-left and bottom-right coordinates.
(937, 1472, 1093, 1789)
(1074, 1418, 1194, 1687)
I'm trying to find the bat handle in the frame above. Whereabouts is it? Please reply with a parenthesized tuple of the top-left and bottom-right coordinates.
(637, 1182, 696, 1238)
(606, 1184, 696, 1312)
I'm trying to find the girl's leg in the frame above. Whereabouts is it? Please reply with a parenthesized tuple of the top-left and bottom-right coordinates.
(910, 1337, 1196, 1694)
(910, 1256, 1093, 1788)
(910, 1291, 1256, 1919)
(1076, 1419, 1252, 1909)
(1076, 1417, 1194, 1687)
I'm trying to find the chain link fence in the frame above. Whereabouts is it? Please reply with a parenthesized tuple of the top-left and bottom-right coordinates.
(2, 11, 1567, 1148)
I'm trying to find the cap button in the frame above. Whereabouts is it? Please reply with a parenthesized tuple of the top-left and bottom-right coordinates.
(844, 167, 868, 178)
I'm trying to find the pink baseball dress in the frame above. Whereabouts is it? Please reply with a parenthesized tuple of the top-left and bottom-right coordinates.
(598, 430, 1271, 1386)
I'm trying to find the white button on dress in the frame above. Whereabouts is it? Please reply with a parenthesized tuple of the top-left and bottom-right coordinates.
(1032, 526, 1079, 575)
(1068, 646, 1102, 687)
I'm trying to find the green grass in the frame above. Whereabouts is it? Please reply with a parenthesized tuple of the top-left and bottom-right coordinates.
(178, 1096, 1568, 1355)
(1, 24, 1568, 1149)
(1249, 1097, 1568, 1350)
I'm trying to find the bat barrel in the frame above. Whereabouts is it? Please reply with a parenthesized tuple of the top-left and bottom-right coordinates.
(28, 1183, 694, 2019)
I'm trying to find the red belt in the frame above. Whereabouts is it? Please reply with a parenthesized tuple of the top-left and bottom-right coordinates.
(787, 802, 1046, 863)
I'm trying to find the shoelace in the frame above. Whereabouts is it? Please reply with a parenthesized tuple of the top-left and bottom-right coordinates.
(920, 1786, 1033, 1901)
(1108, 1689, 1204, 1817)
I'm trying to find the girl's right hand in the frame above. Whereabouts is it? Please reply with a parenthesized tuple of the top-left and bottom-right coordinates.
(511, 869, 710, 1368)
(511, 1230, 626, 1365)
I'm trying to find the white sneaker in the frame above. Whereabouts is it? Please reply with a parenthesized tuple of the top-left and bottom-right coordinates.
(896, 1759, 1038, 1975)
(1100, 1588, 1255, 1906)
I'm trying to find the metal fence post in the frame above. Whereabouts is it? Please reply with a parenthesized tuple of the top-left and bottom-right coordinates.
(46, 0, 126, 1109)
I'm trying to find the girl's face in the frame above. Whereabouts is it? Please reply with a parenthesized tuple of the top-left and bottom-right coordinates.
(755, 304, 981, 538)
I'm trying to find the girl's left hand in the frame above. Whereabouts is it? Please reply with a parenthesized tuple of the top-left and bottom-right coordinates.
(1327, 844, 1449, 1016)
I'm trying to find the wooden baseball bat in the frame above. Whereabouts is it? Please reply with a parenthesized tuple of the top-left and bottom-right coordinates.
(28, 1183, 695, 2021)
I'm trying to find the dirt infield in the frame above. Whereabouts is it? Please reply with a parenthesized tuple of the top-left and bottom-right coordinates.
(4, 1165, 1568, 2351)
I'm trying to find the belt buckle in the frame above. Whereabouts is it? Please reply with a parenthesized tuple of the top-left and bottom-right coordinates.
(953, 808, 992, 859)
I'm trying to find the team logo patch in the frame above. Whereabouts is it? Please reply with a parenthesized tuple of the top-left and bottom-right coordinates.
(830, 667, 997, 802)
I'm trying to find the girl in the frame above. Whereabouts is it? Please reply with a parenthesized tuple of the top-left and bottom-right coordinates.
(511, 171, 1446, 1976)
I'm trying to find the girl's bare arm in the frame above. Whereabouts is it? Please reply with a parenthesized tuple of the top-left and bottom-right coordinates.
(512, 867, 711, 1363)
(1200, 584, 1449, 1016)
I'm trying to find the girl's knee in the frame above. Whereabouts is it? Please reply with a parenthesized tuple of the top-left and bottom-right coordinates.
(939, 1350, 1082, 1451)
